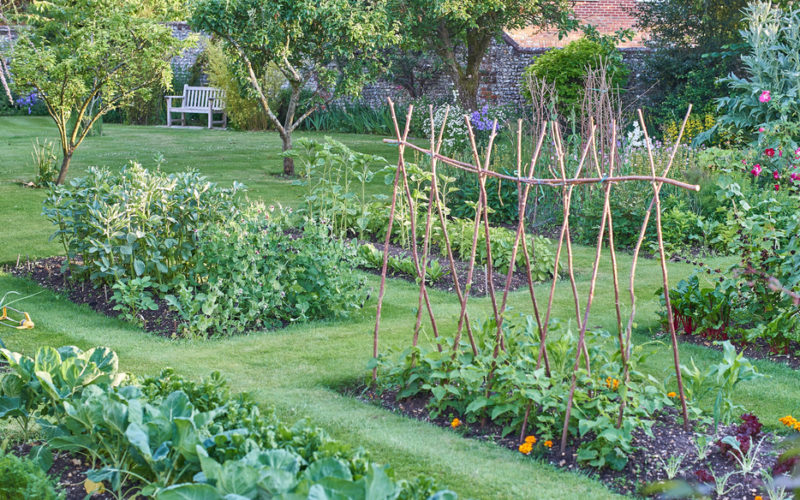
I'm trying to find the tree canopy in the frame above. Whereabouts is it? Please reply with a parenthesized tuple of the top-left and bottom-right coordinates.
(190, 0, 398, 176)
(390, 0, 574, 110)
(8, 0, 188, 184)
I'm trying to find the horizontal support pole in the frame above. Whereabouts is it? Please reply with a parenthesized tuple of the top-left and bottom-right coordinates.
(382, 138, 700, 192)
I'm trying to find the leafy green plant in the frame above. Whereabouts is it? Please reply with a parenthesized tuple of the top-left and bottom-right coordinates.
(523, 38, 629, 114)
(42, 163, 243, 287)
(167, 207, 368, 337)
(0, 346, 454, 499)
(0, 451, 62, 500)
(0, 346, 121, 440)
(372, 317, 674, 471)
(675, 342, 762, 429)
(111, 277, 160, 326)
(30, 138, 58, 187)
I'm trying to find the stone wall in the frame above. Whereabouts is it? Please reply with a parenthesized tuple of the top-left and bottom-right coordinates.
(358, 36, 650, 110)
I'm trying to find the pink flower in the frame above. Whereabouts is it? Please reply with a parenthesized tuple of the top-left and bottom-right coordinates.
(791, 173, 799, 181)
(765, 148, 776, 158)
(760, 90, 772, 103)
(774, 170, 780, 179)
(779, 149, 783, 157)
(742, 159, 748, 165)
(775, 184, 780, 191)
(752, 164, 762, 176)
(759, 127, 766, 133)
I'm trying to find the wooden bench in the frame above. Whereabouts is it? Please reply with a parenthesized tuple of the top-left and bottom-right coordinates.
(166, 85, 227, 129)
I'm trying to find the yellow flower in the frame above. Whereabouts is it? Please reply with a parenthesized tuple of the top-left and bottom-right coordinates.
(756, 496, 763, 500)
(518, 442, 533, 455)
(604, 377, 619, 390)
(544, 440, 553, 448)
(668, 392, 677, 398)
(450, 418, 461, 429)
(524, 435, 537, 444)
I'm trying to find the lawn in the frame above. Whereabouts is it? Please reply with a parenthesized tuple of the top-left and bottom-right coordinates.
(1, 116, 797, 499)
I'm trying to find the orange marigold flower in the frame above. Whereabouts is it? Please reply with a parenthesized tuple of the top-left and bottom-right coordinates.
(756, 496, 763, 500)
(524, 435, 537, 444)
(450, 418, 462, 429)
(544, 440, 553, 448)
(668, 392, 677, 398)
(518, 442, 533, 455)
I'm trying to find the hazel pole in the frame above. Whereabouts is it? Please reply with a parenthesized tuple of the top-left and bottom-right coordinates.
(452, 116, 491, 353)
(411, 105, 448, 353)
(552, 124, 592, 373)
(559, 133, 611, 455)
(617, 106, 693, 424)
(496, 123, 548, 345)
(464, 117, 504, 354)
(535, 123, 595, 371)
(638, 107, 690, 430)
(389, 101, 442, 352)
(372, 99, 412, 380)
(421, 107, 480, 357)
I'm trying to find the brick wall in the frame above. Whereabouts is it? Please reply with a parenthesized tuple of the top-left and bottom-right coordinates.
(507, 0, 645, 49)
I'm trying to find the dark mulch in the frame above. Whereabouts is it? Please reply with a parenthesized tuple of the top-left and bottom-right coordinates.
(358, 239, 529, 297)
(8, 257, 183, 338)
(353, 385, 780, 499)
(672, 332, 800, 370)
(11, 442, 117, 500)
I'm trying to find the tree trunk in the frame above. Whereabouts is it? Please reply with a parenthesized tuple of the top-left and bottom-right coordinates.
(56, 151, 72, 185)
(281, 134, 294, 176)
(458, 70, 480, 111)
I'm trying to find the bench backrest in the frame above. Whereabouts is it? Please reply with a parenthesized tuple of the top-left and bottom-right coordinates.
(182, 85, 225, 109)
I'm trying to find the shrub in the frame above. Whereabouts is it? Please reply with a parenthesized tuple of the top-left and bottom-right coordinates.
(43, 162, 243, 287)
(205, 41, 281, 131)
(523, 39, 629, 114)
(30, 138, 58, 187)
(168, 207, 369, 336)
(0, 452, 62, 500)
(710, 2, 800, 149)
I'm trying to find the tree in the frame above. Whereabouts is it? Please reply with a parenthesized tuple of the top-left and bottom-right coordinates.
(190, 0, 398, 176)
(8, 0, 187, 185)
(390, 0, 574, 110)
(634, 0, 793, 122)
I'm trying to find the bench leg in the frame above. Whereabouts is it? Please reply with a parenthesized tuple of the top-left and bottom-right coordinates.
(167, 109, 171, 127)
(208, 110, 213, 129)
(181, 113, 186, 127)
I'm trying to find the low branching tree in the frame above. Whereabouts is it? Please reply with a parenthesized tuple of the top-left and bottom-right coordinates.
(190, 0, 398, 176)
(389, 0, 574, 110)
(8, 0, 188, 184)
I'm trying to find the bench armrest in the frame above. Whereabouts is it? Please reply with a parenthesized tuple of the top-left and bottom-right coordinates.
(165, 95, 184, 100)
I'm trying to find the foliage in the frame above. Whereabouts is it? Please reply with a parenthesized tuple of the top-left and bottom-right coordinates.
(204, 40, 278, 131)
(8, 0, 188, 184)
(389, 0, 573, 110)
(372, 317, 674, 471)
(300, 103, 399, 136)
(30, 138, 58, 187)
(286, 137, 392, 240)
(0, 451, 62, 500)
(633, 0, 781, 128)
(190, 0, 398, 175)
(169, 207, 369, 337)
(0, 346, 122, 440)
(0, 346, 455, 499)
(672, 342, 762, 429)
(42, 162, 243, 288)
(708, 2, 800, 150)
(524, 38, 629, 115)
(667, 167, 800, 353)
(358, 244, 448, 285)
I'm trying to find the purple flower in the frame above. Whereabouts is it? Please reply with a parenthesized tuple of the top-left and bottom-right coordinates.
(469, 105, 497, 132)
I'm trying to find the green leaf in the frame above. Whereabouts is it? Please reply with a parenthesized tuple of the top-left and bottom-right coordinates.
(156, 484, 222, 500)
